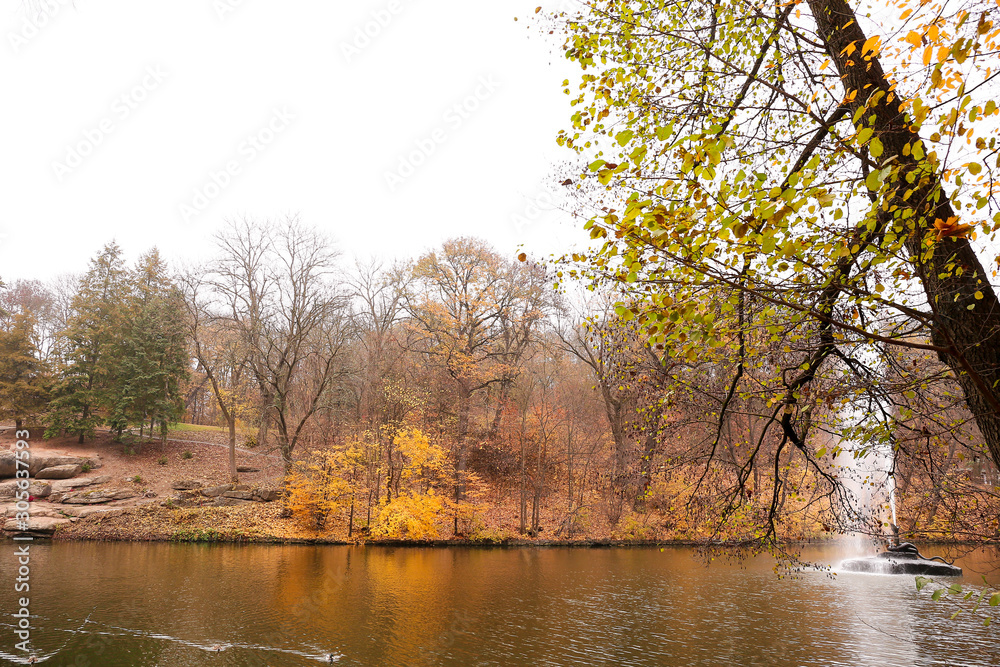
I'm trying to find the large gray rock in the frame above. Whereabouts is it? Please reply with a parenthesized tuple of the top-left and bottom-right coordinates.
(51, 477, 97, 493)
(35, 464, 83, 480)
(253, 488, 280, 502)
(172, 479, 206, 490)
(28, 455, 86, 476)
(7, 505, 64, 519)
(222, 490, 254, 500)
(200, 484, 234, 497)
(0, 452, 16, 478)
(61, 493, 112, 505)
(29, 481, 51, 498)
(3, 516, 70, 536)
(61, 488, 137, 505)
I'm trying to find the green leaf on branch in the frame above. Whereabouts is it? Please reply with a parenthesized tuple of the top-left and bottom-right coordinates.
(870, 137, 884, 158)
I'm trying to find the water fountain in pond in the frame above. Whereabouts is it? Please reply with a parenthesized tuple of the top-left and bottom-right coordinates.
(840, 542, 962, 576)
(829, 387, 962, 576)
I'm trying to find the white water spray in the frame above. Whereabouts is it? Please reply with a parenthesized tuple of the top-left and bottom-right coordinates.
(830, 347, 898, 549)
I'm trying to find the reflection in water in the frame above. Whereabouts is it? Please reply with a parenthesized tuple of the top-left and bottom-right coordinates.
(1, 543, 998, 666)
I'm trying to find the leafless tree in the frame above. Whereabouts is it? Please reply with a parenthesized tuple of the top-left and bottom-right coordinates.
(209, 215, 352, 468)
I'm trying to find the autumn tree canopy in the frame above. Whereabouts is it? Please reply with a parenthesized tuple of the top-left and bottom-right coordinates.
(550, 0, 1000, 502)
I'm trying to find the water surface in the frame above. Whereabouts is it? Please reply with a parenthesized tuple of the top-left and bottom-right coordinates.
(1, 542, 997, 665)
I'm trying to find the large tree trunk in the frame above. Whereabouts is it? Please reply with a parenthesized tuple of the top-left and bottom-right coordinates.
(566, 427, 574, 534)
(256, 395, 271, 451)
(79, 404, 89, 444)
(228, 417, 238, 483)
(809, 0, 1000, 467)
(454, 382, 472, 535)
(519, 433, 528, 535)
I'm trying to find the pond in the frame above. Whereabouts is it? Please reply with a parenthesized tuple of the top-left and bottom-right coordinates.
(1, 542, 998, 666)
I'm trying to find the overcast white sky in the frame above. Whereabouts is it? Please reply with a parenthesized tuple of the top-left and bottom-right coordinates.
(0, 0, 582, 282)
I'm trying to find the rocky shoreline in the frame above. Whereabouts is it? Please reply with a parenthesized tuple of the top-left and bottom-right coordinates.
(1, 449, 283, 539)
(3, 447, 705, 546)
(4, 444, 992, 548)
(5, 500, 991, 547)
(44, 503, 726, 546)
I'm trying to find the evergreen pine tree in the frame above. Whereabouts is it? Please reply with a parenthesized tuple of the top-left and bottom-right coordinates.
(46, 242, 130, 442)
(107, 250, 189, 444)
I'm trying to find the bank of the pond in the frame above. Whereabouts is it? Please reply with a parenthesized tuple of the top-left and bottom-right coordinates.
(7, 431, 993, 549)
(6, 507, 992, 556)
(38, 502, 709, 546)
(8, 502, 973, 549)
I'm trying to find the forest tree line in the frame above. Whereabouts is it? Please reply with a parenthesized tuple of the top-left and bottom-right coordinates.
(0, 216, 996, 542)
